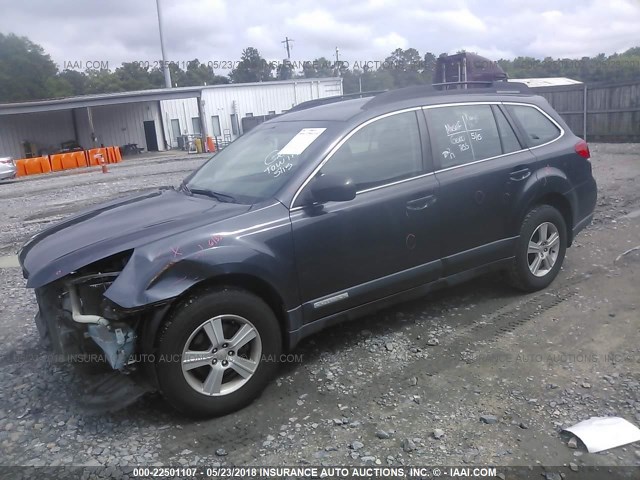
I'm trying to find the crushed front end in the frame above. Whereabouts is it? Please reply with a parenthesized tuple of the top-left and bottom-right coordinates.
(31, 251, 160, 405)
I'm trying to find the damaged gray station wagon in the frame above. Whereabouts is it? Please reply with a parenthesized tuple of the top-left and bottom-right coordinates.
(19, 81, 597, 417)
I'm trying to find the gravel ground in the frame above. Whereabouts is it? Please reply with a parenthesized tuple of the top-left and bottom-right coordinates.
(0, 145, 639, 475)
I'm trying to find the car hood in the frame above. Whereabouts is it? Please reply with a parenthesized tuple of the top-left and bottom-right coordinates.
(19, 187, 251, 288)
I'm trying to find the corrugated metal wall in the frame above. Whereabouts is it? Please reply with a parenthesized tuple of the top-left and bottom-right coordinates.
(0, 79, 343, 159)
(75, 101, 166, 151)
(0, 101, 166, 158)
(0, 110, 76, 158)
(160, 79, 344, 144)
(160, 98, 199, 148)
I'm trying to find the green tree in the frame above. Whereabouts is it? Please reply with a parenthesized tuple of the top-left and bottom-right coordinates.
(301, 57, 336, 78)
(277, 59, 293, 80)
(114, 62, 155, 91)
(182, 59, 229, 86)
(229, 47, 273, 83)
(149, 65, 170, 88)
(58, 69, 89, 95)
(423, 52, 437, 80)
(0, 33, 59, 101)
(166, 62, 187, 87)
(84, 68, 122, 94)
(44, 76, 73, 98)
(381, 48, 430, 88)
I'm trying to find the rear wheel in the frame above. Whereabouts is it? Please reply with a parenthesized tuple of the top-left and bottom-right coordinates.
(156, 287, 281, 417)
(506, 205, 567, 292)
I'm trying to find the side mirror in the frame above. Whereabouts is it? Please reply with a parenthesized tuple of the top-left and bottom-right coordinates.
(309, 174, 356, 203)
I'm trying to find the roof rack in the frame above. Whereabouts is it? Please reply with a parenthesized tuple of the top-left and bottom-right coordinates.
(288, 90, 385, 113)
(361, 81, 531, 110)
(432, 80, 531, 92)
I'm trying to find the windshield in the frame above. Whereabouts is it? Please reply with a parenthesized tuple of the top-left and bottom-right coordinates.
(185, 121, 330, 203)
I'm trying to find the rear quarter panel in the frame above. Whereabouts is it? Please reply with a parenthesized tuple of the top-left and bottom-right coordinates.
(505, 98, 596, 232)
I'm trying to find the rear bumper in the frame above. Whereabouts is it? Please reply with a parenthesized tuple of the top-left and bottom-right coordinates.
(573, 212, 594, 239)
(571, 176, 597, 242)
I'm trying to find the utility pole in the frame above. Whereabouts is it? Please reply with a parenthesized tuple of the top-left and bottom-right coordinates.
(335, 46, 339, 64)
(155, 0, 172, 88)
(281, 37, 294, 59)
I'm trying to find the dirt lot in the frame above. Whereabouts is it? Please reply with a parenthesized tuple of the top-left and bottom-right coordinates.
(0, 145, 638, 476)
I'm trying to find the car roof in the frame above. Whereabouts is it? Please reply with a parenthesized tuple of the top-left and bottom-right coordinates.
(274, 97, 371, 122)
(276, 83, 540, 124)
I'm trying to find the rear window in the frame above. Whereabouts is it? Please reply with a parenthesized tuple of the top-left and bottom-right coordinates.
(505, 104, 561, 147)
(492, 105, 521, 154)
(426, 104, 502, 168)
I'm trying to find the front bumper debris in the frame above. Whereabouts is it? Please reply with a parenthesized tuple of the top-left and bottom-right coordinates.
(86, 323, 136, 370)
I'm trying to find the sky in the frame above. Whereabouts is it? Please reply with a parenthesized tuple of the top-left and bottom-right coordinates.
(0, 0, 638, 72)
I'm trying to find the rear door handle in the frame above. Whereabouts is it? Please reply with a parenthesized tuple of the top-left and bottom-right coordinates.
(509, 167, 531, 181)
(406, 194, 437, 211)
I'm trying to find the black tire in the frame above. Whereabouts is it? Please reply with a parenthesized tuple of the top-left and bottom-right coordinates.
(506, 205, 567, 292)
(156, 287, 281, 417)
(34, 312, 51, 349)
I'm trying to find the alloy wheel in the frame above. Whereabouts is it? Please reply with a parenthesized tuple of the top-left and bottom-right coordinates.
(181, 314, 262, 396)
(527, 221, 560, 277)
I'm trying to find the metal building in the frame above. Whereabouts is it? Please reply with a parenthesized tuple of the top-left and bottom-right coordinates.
(0, 78, 343, 159)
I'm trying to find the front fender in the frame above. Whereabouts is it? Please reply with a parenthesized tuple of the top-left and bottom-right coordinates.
(105, 217, 297, 310)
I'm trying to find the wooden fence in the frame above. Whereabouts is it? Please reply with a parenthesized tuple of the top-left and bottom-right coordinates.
(534, 80, 640, 142)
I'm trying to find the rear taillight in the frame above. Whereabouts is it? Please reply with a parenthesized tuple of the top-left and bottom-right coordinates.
(575, 140, 590, 159)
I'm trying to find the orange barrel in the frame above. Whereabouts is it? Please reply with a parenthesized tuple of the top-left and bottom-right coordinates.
(206, 136, 216, 153)
(15, 159, 27, 177)
(114, 146, 122, 162)
(50, 154, 64, 171)
(61, 153, 77, 170)
(74, 151, 87, 167)
(105, 147, 114, 163)
(87, 149, 100, 166)
(25, 157, 43, 175)
(39, 156, 52, 173)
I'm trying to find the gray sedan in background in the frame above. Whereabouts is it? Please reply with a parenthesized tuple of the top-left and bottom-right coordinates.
(0, 157, 17, 180)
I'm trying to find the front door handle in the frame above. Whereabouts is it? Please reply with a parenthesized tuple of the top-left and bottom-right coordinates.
(509, 167, 531, 181)
(406, 194, 437, 211)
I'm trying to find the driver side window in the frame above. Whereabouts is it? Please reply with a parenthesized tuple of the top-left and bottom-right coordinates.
(320, 110, 423, 191)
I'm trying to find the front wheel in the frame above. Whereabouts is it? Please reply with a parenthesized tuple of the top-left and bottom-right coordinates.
(156, 287, 282, 417)
(506, 205, 567, 292)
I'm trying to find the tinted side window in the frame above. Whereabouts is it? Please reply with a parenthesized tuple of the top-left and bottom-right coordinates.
(321, 111, 423, 190)
(506, 104, 560, 147)
(426, 104, 502, 168)
(492, 105, 521, 154)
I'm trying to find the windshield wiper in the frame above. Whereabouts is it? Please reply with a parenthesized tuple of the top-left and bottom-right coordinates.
(188, 188, 237, 203)
(179, 181, 192, 195)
